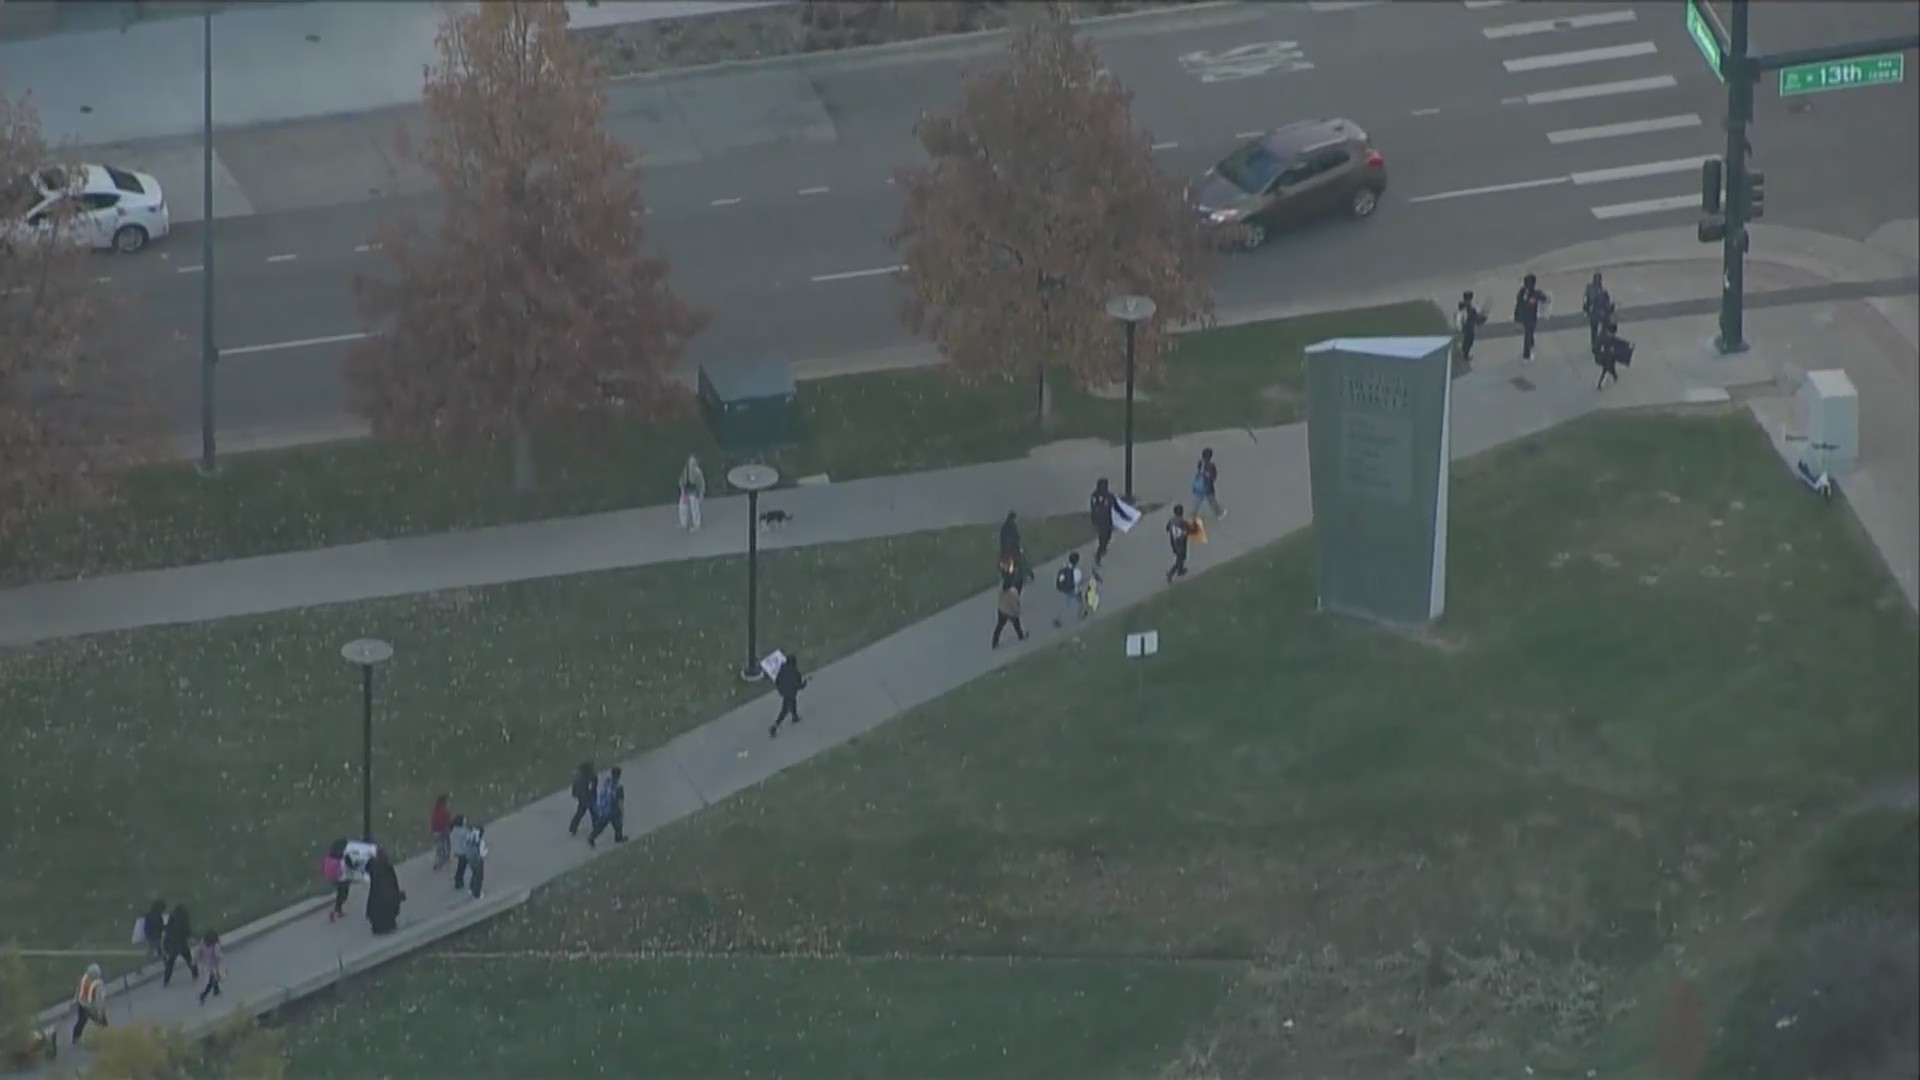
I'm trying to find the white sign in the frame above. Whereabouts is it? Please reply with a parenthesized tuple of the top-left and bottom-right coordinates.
(1112, 499, 1142, 533)
(1125, 631, 1160, 658)
(759, 650, 787, 681)
(1179, 42, 1314, 84)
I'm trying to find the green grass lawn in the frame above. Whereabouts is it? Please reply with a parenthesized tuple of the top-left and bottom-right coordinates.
(0, 515, 1086, 1005)
(0, 303, 1443, 586)
(276, 412, 1917, 1079)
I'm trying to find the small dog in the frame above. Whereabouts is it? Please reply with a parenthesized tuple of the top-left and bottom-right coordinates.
(758, 508, 793, 530)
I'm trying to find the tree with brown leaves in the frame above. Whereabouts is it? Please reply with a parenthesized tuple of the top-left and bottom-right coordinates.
(889, 4, 1212, 425)
(0, 92, 159, 549)
(348, 2, 707, 490)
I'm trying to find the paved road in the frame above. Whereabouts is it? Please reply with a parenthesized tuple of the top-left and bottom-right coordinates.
(73, 1, 1919, 436)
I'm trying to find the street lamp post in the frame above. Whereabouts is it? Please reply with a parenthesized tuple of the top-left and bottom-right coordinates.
(727, 464, 781, 681)
(198, 10, 218, 473)
(340, 638, 394, 842)
(1105, 295, 1157, 502)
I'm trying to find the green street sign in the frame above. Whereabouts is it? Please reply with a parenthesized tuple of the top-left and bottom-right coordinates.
(1779, 53, 1907, 96)
(1685, 0, 1725, 82)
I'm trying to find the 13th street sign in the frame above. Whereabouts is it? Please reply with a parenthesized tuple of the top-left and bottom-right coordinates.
(1779, 53, 1907, 96)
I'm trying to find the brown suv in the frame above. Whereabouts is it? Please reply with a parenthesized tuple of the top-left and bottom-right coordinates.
(1187, 118, 1387, 249)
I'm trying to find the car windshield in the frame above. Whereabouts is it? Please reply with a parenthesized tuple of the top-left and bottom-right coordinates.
(1214, 142, 1287, 195)
(105, 166, 146, 195)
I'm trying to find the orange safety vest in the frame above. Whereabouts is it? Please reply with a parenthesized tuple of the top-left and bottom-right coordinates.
(75, 972, 102, 1008)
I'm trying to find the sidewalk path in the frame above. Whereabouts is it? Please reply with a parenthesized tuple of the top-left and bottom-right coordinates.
(28, 313, 1715, 1078)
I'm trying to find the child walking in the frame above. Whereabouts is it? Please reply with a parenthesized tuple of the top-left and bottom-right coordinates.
(196, 931, 224, 1004)
(430, 793, 454, 872)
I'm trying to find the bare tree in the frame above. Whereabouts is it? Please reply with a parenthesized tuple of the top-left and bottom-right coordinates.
(0, 92, 159, 548)
(347, 2, 707, 491)
(889, 4, 1212, 426)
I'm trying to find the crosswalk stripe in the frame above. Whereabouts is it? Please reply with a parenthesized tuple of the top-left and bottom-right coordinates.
(1483, 10, 1638, 39)
(1504, 42, 1657, 72)
(1547, 114, 1702, 143)
(1519, 75, 1678, 105)
(1590, 194, 1698, 220)
(1571, 155, 1713, 185)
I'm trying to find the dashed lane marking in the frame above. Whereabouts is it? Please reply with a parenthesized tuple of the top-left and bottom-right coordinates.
(810, 264, 905, 283)
(1590, 194, 1697, 220)
(1504, 75, 1677, 106)
(1482, 10, 1637, 40)
(176, 265, 203, 274)
(710, 197, 743, 206)
(266, 253, 298, 263)
(1503, 42, 1657, 73)
(797, 186, 830, 195)
(1152, 141, 1180, 151)
(223, 331, 370, 357)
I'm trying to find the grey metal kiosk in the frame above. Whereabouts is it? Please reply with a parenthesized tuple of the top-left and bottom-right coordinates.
(1303, 336, 1454, 626)
(700, 356, 800, 450)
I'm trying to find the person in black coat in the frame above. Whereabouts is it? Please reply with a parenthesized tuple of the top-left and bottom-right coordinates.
(365, 852, 405, 935)
(769, 652, 809, 738)
(160, 903, 198, 986)
(567, 760, 597, 837)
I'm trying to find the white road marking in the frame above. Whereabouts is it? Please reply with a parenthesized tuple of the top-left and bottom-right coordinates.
(710, 197, 743, 206)
(1513, 75, 1677, 105)
(1179, 42, 1313, 83)
(266, 253, 298, 263)
(797, 186, 830, 195)
(1412, 108, 1442, 116)
(223, 331, 370, 357)
(810, 264, 906, 283)
(1483, 10, 1637, 39)
(354, 243, 383, 253)
(176, 264, 204, 274)
(1409, 176, 1567, 203)
(1463, 0, 1512, 8)
(1308, 1, 1382, 11)
(94, 276, 112, 284)
(1570, 155, 1712, 185)
(1152, 141, 1180, 151)
(1234, 130, 1266, 139)
(1590, 194, 1697, 220)
(1503, 42, 1657, 73)
(1547, 113, 1701, 143)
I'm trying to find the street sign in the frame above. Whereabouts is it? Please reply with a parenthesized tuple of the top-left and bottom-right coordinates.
(1779, 53, 1906, 96)
(1685, 0, 1725, 82)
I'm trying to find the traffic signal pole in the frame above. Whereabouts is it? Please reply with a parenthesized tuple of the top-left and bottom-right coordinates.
(1717, 0, 1752, 353)
(1688, 0, 1918, 354)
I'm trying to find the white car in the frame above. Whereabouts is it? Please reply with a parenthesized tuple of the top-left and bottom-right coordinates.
(3, 163, 171, 253)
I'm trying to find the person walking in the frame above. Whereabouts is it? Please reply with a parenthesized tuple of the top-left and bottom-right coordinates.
(1193, 448, 1225, 520)
(1513, 273, 1550, 363)
(195, 931, 224, 1004)
(567, 761, 597, 837)
(326, 838, 376, 922)
(1089, 478, 1117, 566)
(589, 767, 628, 845)
(1166, 505, 1193, 583)
(769, 654, 809, 738)
(992, 582, 1028, 648)
(1593, 320, 1633, 390)
(998, 511, 1022, 564)
(1455, 290, 1487, 366)
(137, 899, 167, 964)
(1581, 271, 1615, 348)
(365, 851, 405, 935)
(70, 963, 107, 1046)
(677, 454, 707, 531)
(450, 816, 473, 891)
(161, 903, 198, 987)
(1051, 552, 1086, 628)
(430, 793, 454, 872)
(464, 824, 489, 899)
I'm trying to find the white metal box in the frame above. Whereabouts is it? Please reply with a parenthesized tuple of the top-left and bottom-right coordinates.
(1796, 369, 1859, 473)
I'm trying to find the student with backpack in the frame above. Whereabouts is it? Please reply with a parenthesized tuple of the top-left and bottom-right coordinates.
(450, 816, 473, 891)
(1192, 448, 1225, 520)
(769, 655, 809, 739)
(1089, 478, 1117, 566)
(1455, 290, 1488, 366)
(195, 931, 224, 1004)
(567, 761, 597, 837)
(1052, 552, 1087, 628)
(463, 824, 489, 899)
(430, 793, 454, 872)
(992, 583, 1028, 648)
(135, 899, 167, 963)
(588, 767, 627, 845)
(1166, 505, 1193, 583)
(1513, 273, 1550, 363)
(1593, 320, 1634, 390)
(1582, 272, 1615, 348)
(160, 904, 198, 987)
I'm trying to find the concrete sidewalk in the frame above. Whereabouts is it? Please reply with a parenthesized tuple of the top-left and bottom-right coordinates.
(29, 312, 1721, 1078)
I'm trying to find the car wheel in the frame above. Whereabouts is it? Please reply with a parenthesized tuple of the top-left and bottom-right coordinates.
(113, 224, 149, 254)
(1241, 223, 1267, 250)
(1348, 187, 1380, 219)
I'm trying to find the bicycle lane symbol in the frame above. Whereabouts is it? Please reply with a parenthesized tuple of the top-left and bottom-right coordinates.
(1178, 42, 1315, 84)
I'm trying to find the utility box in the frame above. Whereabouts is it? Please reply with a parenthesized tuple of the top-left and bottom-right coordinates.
(1796, 369, 1859, 473)
(699, 355, 800, 451)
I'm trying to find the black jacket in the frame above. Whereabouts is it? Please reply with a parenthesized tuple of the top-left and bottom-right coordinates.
(162, 908, 192, 953)
(775, 660, 805, 697)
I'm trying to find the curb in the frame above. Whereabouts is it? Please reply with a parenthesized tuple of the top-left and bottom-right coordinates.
(30, 895, 333, 1028)
(599, 1, 1244, 86)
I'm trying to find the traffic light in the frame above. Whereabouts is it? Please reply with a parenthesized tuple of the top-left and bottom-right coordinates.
(1701, 157, 1723, 215)
(1698, 215, 1727, 244)
(1745, 169, 1766, 220)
